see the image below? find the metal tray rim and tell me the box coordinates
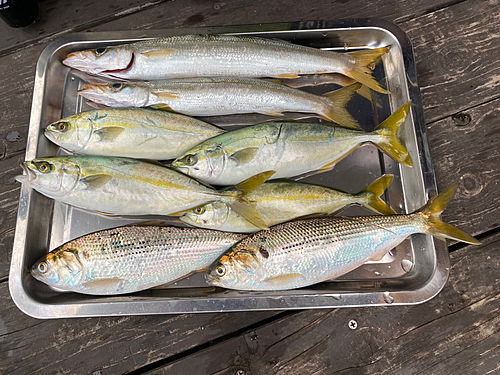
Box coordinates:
[9,19,449,319]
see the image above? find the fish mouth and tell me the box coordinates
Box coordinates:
[63,51,93,71]
[44,127,58,142]
[15,164,36,184]
[101,53,135,79]
[78,85,111,105]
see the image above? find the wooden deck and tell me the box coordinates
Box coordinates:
[1,0,499,374]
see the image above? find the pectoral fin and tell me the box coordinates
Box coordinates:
[82,174,113,189]
[229,147,260,165]
[95,127,125,142]
[140,49,177,58]
[263,273,302,286]
[154,92,181,100]
[271,73,300,79]
[150,104,174,111]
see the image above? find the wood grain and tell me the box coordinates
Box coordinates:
[400,0,500,123]
[428,98,500,237]
[0,285,284,375]
[0,0,165,56]
[146,232,500,375]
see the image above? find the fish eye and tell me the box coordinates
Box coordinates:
[57,122,68,132]
[111,83,123,91]
[38,262,48,273]
[184,155,198,166]
[95,47,107,56]
[215,264,226,277]
[194,206,205,215]
[37,162,51,173]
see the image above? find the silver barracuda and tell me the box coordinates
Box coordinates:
[180,175,396,233]
[31,225,245,295]
[63,34,390,93]
[78,78,361,129]
[205,185,480,291]
[14,156,272,228]
[171,102,413,186]
[44,108,225,159]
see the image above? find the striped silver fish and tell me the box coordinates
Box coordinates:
[44,108,225,160]
[78,78,361,129]
[31,225,245,295]
[63,34,389,93]
[205,185,480,291]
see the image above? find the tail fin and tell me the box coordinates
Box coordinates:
[222,171,275,230]
[356,175,396,215]
[372,101,413,167]
[418,185,480,245]
[344,46,390,93]
[321,83,361,129]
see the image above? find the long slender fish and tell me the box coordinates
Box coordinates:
[44,108,225,159]
[63,34,389,93]
[31,225,245,295]
[205,185,480,291]
[171,102,413,186]
[78,78,361,129]
[180,175,396,233]
[15,156,272,228]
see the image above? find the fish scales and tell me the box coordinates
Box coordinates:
[31,226,244,295]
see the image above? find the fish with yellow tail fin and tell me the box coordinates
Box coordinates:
[172,102,413,186]
[63,34,389,93]
[181,175,396,233]
[14,156,274,229]
[78,78,362,129]
[31,225,245,295]
[206,185,480,291]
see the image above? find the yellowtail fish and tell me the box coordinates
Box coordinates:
[206,185,480,291]
[78,79,361,129]
[44,108,225,159]
[171,102,413,186]
[15,156,273,228]
[181,175,395,233]
[31,225,245,295]
[63,34,389,93]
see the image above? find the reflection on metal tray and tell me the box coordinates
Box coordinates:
[10,18,446,318]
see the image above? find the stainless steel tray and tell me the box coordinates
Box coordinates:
[10,19,446,319]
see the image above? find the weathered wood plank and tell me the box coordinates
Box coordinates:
[0,0,164,56]
[146,232,500,375]
[0,284,284,375]
[0,154,23,280]
[400,0,500,123]
[428,98,500,237]
[87,0,458,32]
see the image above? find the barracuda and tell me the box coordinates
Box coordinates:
[78,78,362,129]
[63,34,390,93]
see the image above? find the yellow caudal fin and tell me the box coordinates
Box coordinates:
[321,83,362,129]
[344,46,390,93]
[356,175,396,215]
[418,185,480,245]
[372,101,413,167]
[223,171,276,229]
